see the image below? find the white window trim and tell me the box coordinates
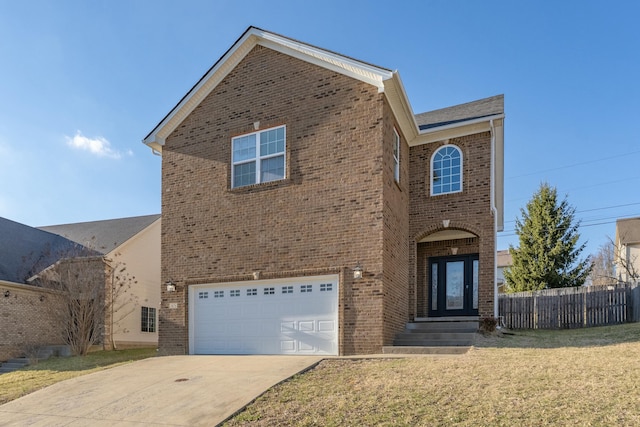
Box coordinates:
[231,125,286,188]
[393,128,400,183]
[141,306,156,333]
[430,144,463,196]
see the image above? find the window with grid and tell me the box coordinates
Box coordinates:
[431,145,462,195]
[393,128,400,183]
[141,306,156,333]
[232,125,286,188]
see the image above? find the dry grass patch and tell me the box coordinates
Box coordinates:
[225,324,640,426]
[0,348,156,405]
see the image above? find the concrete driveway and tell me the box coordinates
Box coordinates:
[0,355,323,426]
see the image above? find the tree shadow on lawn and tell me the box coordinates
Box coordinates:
[474,322,640,349]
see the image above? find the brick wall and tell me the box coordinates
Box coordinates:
[0,282,65,362]
[409,133,496,319]
[160,45,389,355]
[381,101,410,344]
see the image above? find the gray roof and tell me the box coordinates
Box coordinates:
[0,217,87,284]
[616,217,640,245]
[415,94,504,131]
[38,214,161,255]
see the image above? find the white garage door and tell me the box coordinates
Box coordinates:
[189,275,339,355]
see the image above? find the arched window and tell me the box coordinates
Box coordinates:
[431,145,462,195]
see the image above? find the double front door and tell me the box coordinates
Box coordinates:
[429,254,479,317]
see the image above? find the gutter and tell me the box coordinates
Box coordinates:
[419,113,505,135]
[490,119,499,318]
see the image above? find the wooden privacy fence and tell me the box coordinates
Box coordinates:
[499,283,640,329]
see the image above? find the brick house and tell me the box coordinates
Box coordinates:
[0,215,160,360]
[144,27,504,356]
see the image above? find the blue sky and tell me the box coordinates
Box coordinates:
[1,0,639,258]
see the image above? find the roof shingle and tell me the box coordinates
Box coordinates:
[415,94,504,131]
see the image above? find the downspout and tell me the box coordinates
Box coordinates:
[490,120,499,318]
[104,257,117,350]
[110,268,117,350]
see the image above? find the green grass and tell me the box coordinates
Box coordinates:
[0,348,156,404]
[224,323,640,426]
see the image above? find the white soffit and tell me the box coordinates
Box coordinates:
[419,229,477,243]
[143,27,396,152]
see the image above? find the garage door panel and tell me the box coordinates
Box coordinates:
[191,275,338,355]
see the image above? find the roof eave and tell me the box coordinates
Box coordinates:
[383,72,420,141]
[410,113,505,146]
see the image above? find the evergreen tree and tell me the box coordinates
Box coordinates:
[504,183,592,292]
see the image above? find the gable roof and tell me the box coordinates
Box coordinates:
[38,214,161,255]
[143,26,400,153]
[143,26,505,151]
[0,217,85,284]
[142,26,505,230]
[616,217,640,245]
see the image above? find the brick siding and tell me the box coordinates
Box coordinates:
[160,45,389,355]
[409,133,497,319]
[0,282,66,361]
[159,45,497,355]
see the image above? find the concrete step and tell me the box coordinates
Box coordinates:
[391,319,478,349]
[394,332,475,342]
[1,362,29,370]
[0,358,30,374]
[394,339,473,347]
[0,344,72,375]
[382,345,471,355]
[405,321,478,333]
[49,345,72,357]
[36,350,53,359]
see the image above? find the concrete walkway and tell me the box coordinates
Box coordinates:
[0,355,323,426]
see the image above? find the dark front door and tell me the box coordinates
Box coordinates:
[429,254,479,317]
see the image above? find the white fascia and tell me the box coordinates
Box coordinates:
[143,30,259,153]
[256,30,393,91]
[410,113,505,146]
[383,72,420,141]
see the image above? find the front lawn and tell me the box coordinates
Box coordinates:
[0,348,156,405]
[224,324,640,426]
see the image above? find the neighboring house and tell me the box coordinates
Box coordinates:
[614,217,640,284]
[143,27,505,356]
[0,217,78,361]
[496,249,513,293]
[39,214,161,349]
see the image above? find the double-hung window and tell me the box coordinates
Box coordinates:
[141,306,156,333]
[393,128,400,183]
[232,125,286,188]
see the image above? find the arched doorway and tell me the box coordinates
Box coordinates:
[415,227,480,318]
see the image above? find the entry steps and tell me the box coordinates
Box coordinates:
[383,317,479,355]
[0,345,71,374]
